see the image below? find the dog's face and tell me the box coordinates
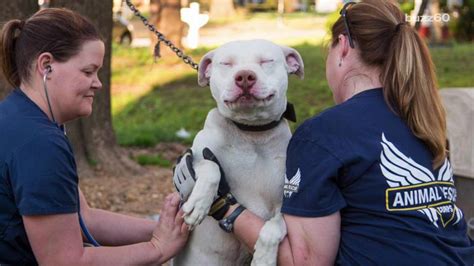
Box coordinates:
[198,39,304,125]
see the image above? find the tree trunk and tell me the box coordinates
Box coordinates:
[149,0,184,57]
[0,0,38,100]
[210,0,236,19]
[284,0,299,13]
[429,0,443,43]
[49,0,141,178]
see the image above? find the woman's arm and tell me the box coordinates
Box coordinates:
[229,205,341,266]
[23,193,188,265]
[279,212,341,265]
[78,189,157,246]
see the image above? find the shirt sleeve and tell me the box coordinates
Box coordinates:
[281,136,347,217]
[9,132,79,216]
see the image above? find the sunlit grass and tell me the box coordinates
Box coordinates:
[206,11,327,28]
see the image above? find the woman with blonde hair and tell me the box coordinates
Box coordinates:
[175,0,474,264]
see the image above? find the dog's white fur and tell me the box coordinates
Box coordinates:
[173,39,304,266]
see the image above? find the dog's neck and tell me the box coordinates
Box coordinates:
[231,102,296,132]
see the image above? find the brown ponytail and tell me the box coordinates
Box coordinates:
[383,19,447,168]
[0,8,102,89]
[331,0,447,168]
[0,19,24,88]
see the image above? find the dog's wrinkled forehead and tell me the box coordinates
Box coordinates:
[214,40,284,65]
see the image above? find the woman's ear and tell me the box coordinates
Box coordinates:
[337,34,350,58]
[36,52,54,76]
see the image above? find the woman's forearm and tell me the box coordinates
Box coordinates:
[231,207,296,265]
[34,232,165,266]
[232,208,264,251]
[78,188,156,246]
[85,208,157,246]
[78,241,163,266]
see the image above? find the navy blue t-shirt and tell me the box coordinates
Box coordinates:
[282,88,474,265]
[0,89,79,265]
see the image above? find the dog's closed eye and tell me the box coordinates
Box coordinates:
[259,59,274,65]
[220,62,233,67]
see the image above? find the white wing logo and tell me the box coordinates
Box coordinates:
[380,133,463,228]
[284,168,301,198]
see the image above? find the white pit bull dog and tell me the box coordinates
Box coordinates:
[172,39,304,266]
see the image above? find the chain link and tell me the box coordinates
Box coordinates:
[124,0,199,71]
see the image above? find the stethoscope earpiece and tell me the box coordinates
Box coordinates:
[45,65,52,75]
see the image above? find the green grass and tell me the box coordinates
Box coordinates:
[112,43,474,147]
[134,154,171,167]
[431,44,474,87]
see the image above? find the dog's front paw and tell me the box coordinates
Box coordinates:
[251,213,287,266]
[182,193,214,229]
[181,159,221,229]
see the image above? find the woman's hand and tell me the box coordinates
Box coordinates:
[150,192,189,263]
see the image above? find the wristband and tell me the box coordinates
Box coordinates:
[209,193,237,220]
[210,197,230,220]
[218,205,246,233]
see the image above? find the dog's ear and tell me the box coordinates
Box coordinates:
[198,50,215,87]
[280,46,304,80]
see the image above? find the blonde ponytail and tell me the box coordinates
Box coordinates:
[383,23,447,168]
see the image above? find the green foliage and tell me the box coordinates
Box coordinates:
[245,0,278,12]
[325,8,340,37]
[112,43,474,147]
[325,5,342,40]
[87,158,98,167]
[454,0,474,41]
[135,154,171,167]
[399,1,415,14]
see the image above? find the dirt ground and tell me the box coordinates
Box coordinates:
[79,143,188,218]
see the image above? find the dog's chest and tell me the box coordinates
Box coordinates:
[218,142,287,218]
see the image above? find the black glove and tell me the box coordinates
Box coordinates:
[202,148,237,220]
[172,147,238,220]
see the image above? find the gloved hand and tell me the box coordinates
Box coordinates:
[172,147,238,220]
[202,148,237,220]
[172,149,196,201]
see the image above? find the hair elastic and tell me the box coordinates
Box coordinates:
[14,20,26,38]
[395,22,407,32]
[18,20,26,30]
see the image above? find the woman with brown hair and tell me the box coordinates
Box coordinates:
[175,0,474,264]
[0,8,188,265]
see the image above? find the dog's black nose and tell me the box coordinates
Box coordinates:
[234,70,257,91]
